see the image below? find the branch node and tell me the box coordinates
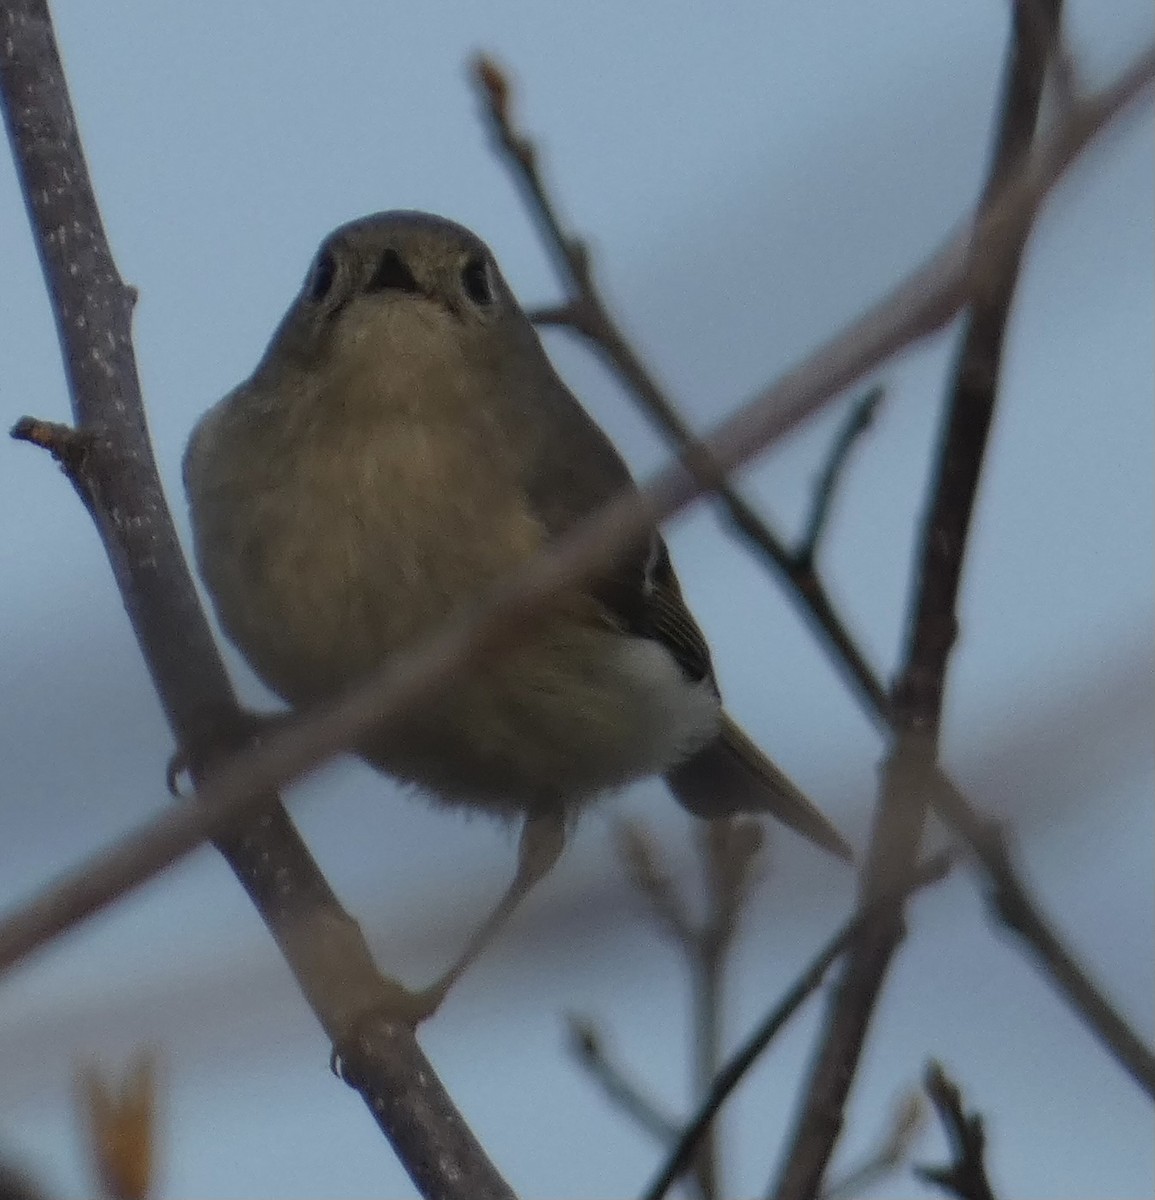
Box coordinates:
[914,1061,998,1200]
[10,415,93,474]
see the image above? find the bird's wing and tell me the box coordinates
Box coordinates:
[522,376,716,687]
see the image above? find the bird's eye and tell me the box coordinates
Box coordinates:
[460,255,494,307]
[306,249,337,303]
[367,248,420,294]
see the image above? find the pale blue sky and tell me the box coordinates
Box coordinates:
[1,2,1152,1197]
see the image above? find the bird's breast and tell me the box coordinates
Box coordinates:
[190,407,544,703]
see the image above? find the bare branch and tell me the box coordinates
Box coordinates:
[473,53,892,721]
[915,1063,998,1200]
[0,5,516,1198]
[642,852,954,1200]
[0,35,1150,994]
[617,823,697,948]
[1014,0,1079,113]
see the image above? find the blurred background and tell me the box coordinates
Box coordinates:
[1,1,1151,1196]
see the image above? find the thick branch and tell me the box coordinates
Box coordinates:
[0,5,515,1197]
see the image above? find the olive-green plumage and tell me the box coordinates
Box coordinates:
[184,211,851,859]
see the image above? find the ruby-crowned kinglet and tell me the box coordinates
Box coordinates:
[184,212,850,1011]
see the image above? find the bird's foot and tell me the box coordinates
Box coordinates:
[166,708,295,796]
[329,978,451,1082]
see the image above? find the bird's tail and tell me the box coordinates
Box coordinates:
[665,714,853,861]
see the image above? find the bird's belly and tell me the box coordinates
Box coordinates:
[194,438,720,815]
[360,630,722,817]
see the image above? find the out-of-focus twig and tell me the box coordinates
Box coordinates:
[567,1016,681,1147]
[473,53,892,722]
[915,1062,998,1200]
[642,851,954,1200]
[618,820,766,1200]
[795,386,884,571]
[821,1089,925,1200]
[618,823,697,947]
[78,1054,157,1200]
[0,1161,49,1200]
[0,31,1150,989]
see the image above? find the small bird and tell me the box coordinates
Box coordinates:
[184,211,851,1016]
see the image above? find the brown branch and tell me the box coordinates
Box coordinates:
[0,34,1149,996]
[642,852,954,1200]
[771,6,1071,1196]
[0,5,516,1198]
[473,54,893,722]
[914,1063,998,1200]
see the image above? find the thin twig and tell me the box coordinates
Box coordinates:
[771,7,1067,1197]
[617,821,766,1200]
[689,820,765,1200]
[617,823,697,948]
[0,40,1150,984]
[642,852,954,1200]
[930,790,1155,1095]
[568,1016,681,1147]
[915,1063,998,1200]
[0,6,515,1198]
[473,54,892,721]
[795,386,884,570]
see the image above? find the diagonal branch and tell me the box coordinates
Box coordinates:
[794,387,883,572]
[473,54,892,721]
[0,36,1150,996]
[0,4,515,1198]
[568,1016,682,1147]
